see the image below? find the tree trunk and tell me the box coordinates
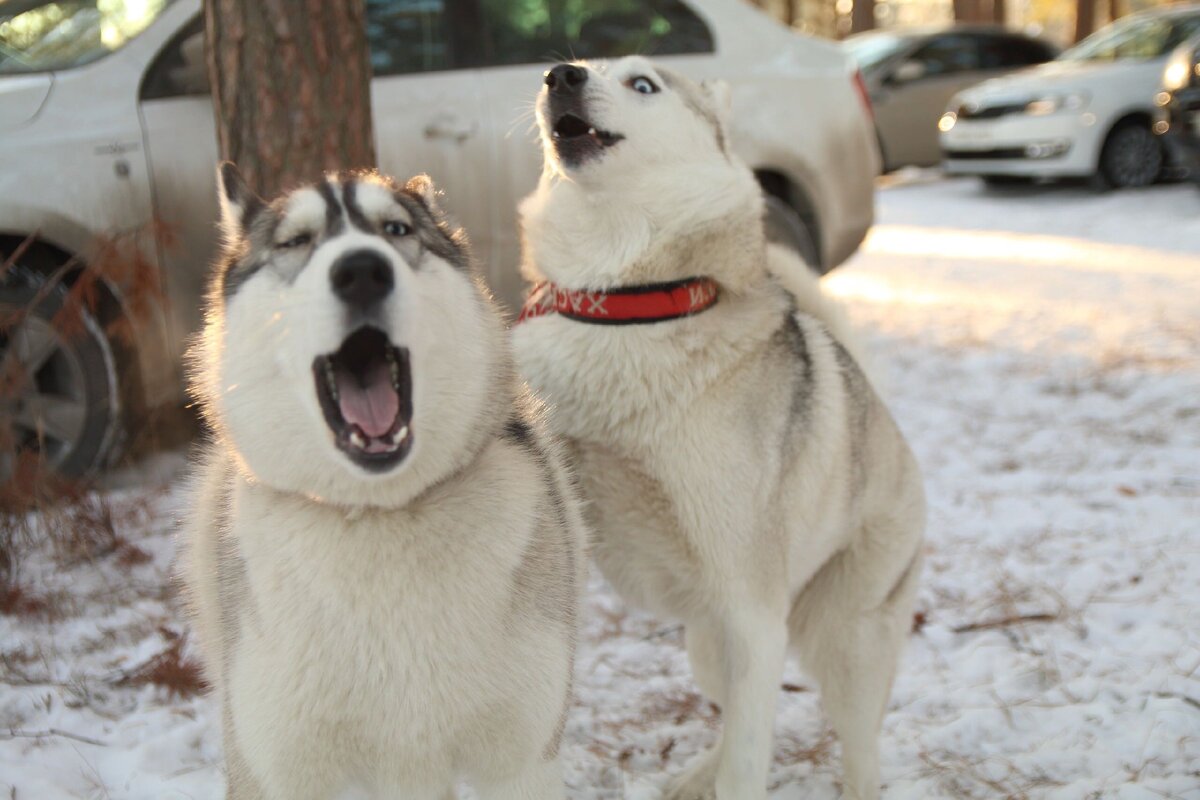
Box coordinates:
[782,0,797,29]
[1074,0,1097,43]
[851,0,875,34]
[993,0,1007,25]
[205,0,376,198]
[953,0,976,23]
[1108,0,1121,24]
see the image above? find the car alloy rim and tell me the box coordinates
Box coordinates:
[0,313,89,480]
[1110,127,1161,187]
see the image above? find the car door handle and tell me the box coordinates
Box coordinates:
[423,115,477,143]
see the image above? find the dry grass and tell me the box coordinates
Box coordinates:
[115,635,208,700]
[914,750,1068,799]
[0,488,156,623]
[0,584,50,618]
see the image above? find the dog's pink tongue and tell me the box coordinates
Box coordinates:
[336,361,398,438]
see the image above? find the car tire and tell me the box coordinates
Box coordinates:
[1098,122,1164,189]
[0,270,122,483]
[763,195,821,271]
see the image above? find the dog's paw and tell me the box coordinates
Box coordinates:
[661,749,719,800]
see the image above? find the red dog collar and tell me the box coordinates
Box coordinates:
[516,277,719,325]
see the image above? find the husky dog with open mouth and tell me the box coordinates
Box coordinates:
[512,58,925,800]
[180,165,584,800]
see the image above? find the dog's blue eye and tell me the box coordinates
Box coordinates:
[383,220,411,237]
[278,233,312,249]
[629,76,658,95]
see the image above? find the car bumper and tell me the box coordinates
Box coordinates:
[939,112,1101,178]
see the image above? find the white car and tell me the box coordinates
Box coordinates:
[939,4,1200,187]
[0,0,878,480]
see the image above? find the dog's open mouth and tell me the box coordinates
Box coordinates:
[312,326,413,472]
[551,112,624,165]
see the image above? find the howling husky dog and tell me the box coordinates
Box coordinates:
[512,59,925,800]
[181,165,584,800]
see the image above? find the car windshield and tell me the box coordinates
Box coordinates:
[1059,12,1200,62]
[0,0,174,75]
[844,32,907,73]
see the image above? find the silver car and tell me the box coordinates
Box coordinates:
[847,25,1059,171]
[941,6,1200,188]
[0,0,878,479]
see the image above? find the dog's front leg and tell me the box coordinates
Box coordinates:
[712,606,788,799]
[667,605,788,800]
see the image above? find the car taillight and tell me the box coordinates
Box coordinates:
[852,70,874,122]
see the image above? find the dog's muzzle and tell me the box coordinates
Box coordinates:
[313,326,414,473]
[543,63,624,167]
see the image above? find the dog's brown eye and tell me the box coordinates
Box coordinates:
[383,220,411,237]
[278,233,313,249]
[628,76,658,95]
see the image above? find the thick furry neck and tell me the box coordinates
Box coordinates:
[519,162,767,293]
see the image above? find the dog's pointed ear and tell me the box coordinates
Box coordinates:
[216,161,264,240]
[404,174,442,216]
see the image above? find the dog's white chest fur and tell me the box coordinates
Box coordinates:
[219,444,570,793]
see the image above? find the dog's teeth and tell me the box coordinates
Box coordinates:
[349,430,366,449]
[552,131,561,139]
[324,362,338,399]
[588,127,597,136]
[390,425,408,446]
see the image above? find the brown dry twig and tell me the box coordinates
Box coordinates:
[2,728,107,747]
[953,613,1058,634]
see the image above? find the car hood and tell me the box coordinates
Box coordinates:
[958,58,1152,103]
[0,73,53,131]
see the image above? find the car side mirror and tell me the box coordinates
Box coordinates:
[890,60,927,84]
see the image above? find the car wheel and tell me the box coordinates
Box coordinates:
[763,195,821,270]
[1099,122,1164,189]
[0,271,122,484]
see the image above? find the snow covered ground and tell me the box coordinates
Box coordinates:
[2,175,1198,799]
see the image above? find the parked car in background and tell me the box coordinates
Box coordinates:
[1155,33,1200,186]
[845,25,1059,170]
[0,0,878,481]
[940,4,1200,188]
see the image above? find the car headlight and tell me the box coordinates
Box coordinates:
[938,111,957,132]
[1162,45,1195,92]
[1024,92,1090,116]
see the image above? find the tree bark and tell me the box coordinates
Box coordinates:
[992,0,1007,25]
[851,0,875,34]
[782,0,797,29]
[205,0,376,198]
[1074,0,1097,43]
[953,0,976,23]
[1108,0,1121,24]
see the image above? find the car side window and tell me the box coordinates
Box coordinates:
[1167,17,1200,52]
[979,35,1056,69]
[140,15,209,100]
[366,0,459,75]
[908,34,982,77]
[473,0,714,68]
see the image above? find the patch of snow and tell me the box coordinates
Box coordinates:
[2,175,1198,798]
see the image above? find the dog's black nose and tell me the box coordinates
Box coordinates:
[331,249,393,310]
[545,64,587,95]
